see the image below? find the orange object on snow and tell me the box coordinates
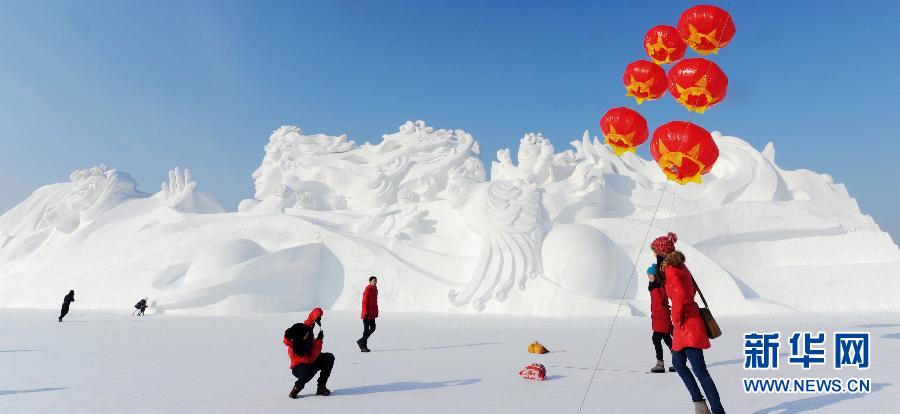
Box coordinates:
[528,341,550,354]
[519,363,547,381]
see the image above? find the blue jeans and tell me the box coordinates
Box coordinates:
[672,347,724,414]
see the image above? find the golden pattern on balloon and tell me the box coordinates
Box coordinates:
[656,141,706,184]
[674,75,715,113]
[686,25,720,55]
[606,126,638,155]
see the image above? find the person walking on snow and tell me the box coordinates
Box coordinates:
[59,290,75,322]
[664,251,725,414]
[649,233,677,373]
[357,276,378,352]
[284,314,334,399]
[133,297,148,316]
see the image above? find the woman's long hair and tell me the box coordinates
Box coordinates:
[655,255,666,284]
[663,251,686,268]
[285,323,314,356]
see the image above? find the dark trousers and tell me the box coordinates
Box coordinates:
[359,318,376,347]
[59,304,70,321]
[672,347,724,414]
[291,352,334,390]
[652,332,673,361]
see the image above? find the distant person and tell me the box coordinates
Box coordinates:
[133,297,148,316]
[357,276,378,352]
[284,321,333,399]
[648,233,677,373]
[59,290,75,322]
[664,251,725,414]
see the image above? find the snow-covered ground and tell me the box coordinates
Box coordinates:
[2,309,898,413]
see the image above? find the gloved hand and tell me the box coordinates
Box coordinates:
[317,330,324,340]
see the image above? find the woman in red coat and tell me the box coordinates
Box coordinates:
[664,251,724,414]
[357,276,379,352]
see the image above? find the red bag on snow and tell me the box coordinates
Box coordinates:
[518,363,547,381]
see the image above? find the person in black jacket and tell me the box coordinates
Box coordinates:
[134,298,148,316]
[59,290,75,322]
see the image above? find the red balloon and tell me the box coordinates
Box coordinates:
[677,5,736,55]
[600,107,649,156]
[650,121,719,184]
[623,60,667,104]
[644,25,687,65]
[667,58,728,114]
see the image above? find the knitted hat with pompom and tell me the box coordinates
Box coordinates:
[651,232,677,256]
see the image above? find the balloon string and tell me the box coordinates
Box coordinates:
[575,179,670,414]
[577,1,738,412]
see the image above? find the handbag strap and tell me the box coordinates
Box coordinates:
[691,276,710,309]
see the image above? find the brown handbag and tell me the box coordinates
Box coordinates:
[692,277,722,339]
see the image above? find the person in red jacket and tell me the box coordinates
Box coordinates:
[284,310,334,399]
[648,232,678,373]
[356,276,378,352]
[647,262,675,373]
[664,251,724,414]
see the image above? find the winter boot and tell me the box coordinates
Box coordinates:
[693,400,712,414]
[669,366,676,372]
[289,385,302,399]
[357,338,366,350]
[650,360,665,373]
[316,386,331,396]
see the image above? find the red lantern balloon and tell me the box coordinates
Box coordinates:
[644,25,687,65]
[600,107,649,156]
[677,5,736,55]
[623,60,667,104]
[667,58,728,114]
[650,121,719,184]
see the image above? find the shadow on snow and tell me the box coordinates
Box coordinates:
[335,379,481,396]
[0,388,65,396]
[752,383,890,414]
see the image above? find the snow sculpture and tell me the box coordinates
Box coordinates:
[159,167,226,214]
[247,121,481,214]
[445,176,544,310]
[1,120,898,316]
[20,165,145,236]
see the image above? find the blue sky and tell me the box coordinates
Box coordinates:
[0,1,898,240]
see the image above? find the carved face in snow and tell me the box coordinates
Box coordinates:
[251,161,283,200]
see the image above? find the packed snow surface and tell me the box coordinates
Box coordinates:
[0,121,898,316]
[1,310,898,413]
